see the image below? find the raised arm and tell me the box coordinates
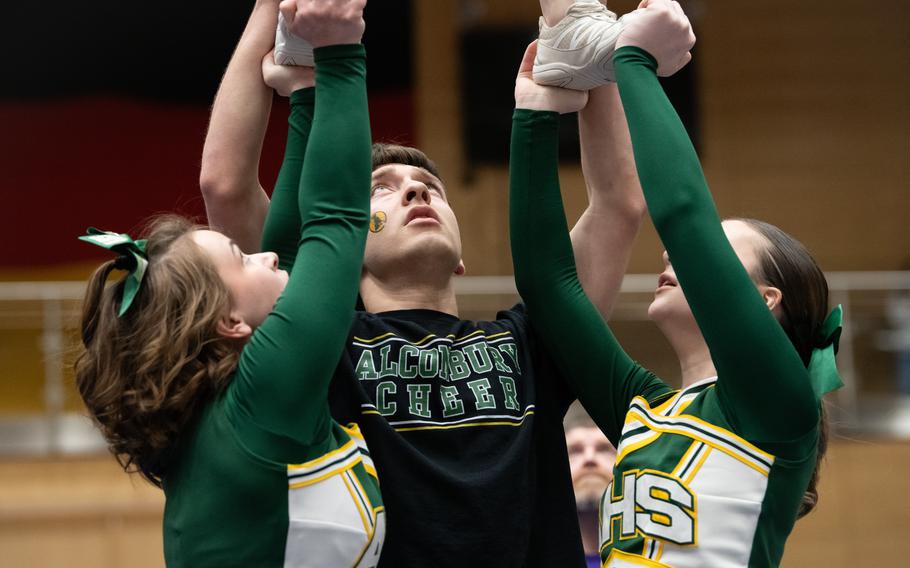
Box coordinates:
[536,0,646,319]
[259,54,316,270]
[227,1,370,456]
[510,43,668,444]
[199,0,278,253]
[570,85,646,318]
[613,2,818,442]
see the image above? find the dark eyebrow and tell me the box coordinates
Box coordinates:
[371,166,447,198]
[422,173,447,197]
[418,171,441,185]
[371,166,396,180]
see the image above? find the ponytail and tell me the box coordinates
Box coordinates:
[797,404,828,518]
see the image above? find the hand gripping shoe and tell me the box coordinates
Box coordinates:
[533,0,626,90]
[274,11,314,67]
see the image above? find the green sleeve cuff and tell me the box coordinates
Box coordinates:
[313,43,366,63]
[512,108,560,123]
[614,45,658,72]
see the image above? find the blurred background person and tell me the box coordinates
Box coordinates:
[565,400,616,568]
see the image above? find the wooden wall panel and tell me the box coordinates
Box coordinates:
[782,439,910,566]
[0,457,164,568]
[414,0,910,276]
[698,0,910,270]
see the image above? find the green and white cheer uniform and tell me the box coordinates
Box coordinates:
[510,47,820,568]
[163,45,383,567]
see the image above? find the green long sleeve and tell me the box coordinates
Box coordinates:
[613,46,818,447]
[260,87,315,271]
[509,109,670,446]
[226,44,371,462]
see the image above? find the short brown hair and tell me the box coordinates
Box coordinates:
[371,143,441,179]
[564,400,598,433]
[75,215,241,487]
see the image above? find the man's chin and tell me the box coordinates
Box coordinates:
[574,476,612,501]
[574,493,602,512]
[400,238,460,269]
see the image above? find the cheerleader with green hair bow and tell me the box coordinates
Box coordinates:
[74,2,385,566]
[509,1,843,566]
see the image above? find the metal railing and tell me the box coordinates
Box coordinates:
[2,272,909,455]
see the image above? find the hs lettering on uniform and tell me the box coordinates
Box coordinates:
[601,470,697,546]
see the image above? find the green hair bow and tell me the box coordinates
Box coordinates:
[79,227,148,317]
[808,304,845,399]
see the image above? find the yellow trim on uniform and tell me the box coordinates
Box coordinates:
[485,331,513,340]
[363,462,378,479]
[651,488,670,501]
[670,398,695,417]
[682,447,711,484]
[654,542,665,561]
[288,456,363,489]
[603,548,672,567]
[602,468,698,550]
[341,472,372,535]
[651,391,681,416]
[626,408,770,477]
[632,396,773,462]
[671,411,774,462]
[342,423,365,440]
[615,431,661,467]
[347,469,375,526]
[349,530,372,568]
[411,333,439,346]
[361,409,382,416]
[348,470,374,514]
[349,536,370,568]
[637,468,698,548]
[623,412,643,426]
[288,439,356,471]
[352,329,510,347]
[670,442,701,477]
[394,415,534,433]
[453,329,486,342]
[352,332,397,344]
[600,471,639,550]
[641,537,652,559]
[349,507,386,568]
[627,399,774,474]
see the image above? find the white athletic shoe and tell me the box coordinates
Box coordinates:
[274,12,314,67]
[533,0,626,90]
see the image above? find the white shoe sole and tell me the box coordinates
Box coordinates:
[533,58,614,91]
